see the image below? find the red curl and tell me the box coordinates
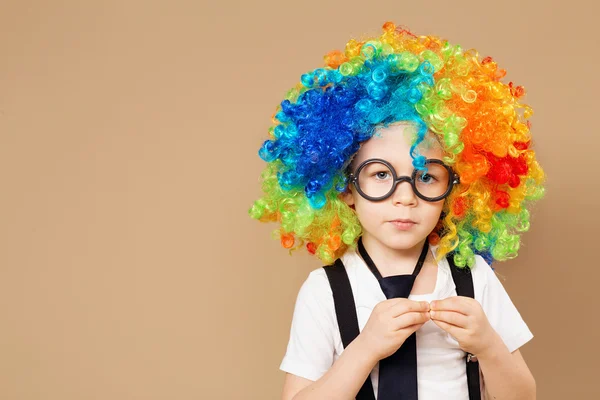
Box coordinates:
[508,82,526,98]
[514,141,530,151]
[486,153,529,186]
[493,190,510,210]
[452,197,468,218]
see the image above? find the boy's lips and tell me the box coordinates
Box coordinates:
[390,218,416,223]
[389,219,417,230]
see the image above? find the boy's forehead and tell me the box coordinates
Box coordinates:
[352,123,444,165]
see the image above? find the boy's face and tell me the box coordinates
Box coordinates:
[340,122,446,253]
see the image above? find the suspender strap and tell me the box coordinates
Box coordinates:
[447,255,482,400]
[324,258,376,400]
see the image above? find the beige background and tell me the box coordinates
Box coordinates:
[0,0,597,399]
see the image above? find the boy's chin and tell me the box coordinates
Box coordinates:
[371,233,429,251]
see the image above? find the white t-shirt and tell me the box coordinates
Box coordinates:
[279,244,534,399]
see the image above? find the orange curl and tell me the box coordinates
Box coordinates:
[324,50,348,69]
[328,235,341,251]
[281,233,295,249]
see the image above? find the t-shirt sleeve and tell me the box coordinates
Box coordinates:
[279,269,337,381]
[477,256,534,353]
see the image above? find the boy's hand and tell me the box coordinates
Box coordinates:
[358,298,431,362]
[429,296,499,358]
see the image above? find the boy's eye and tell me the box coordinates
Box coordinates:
[418,173,438,184]
[374,171,391,180]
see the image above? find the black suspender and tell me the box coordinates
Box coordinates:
[325,258,376,400]
[323,254,481,400]
[447,255,482,400]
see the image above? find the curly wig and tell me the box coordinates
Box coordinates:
[249,21,545,268]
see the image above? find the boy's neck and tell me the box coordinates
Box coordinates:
[360,234,430,277]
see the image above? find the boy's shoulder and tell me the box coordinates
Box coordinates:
[298,265,334,298]
[469,253,497,285]
[301,247,362,292]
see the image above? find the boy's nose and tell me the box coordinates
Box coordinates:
[391,181,418,206]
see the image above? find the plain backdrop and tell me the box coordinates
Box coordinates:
[0,0,598,399]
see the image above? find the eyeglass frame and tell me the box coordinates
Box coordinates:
[347,158,461,202]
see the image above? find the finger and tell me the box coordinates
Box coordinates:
[431,296,472,315]
[431,319,462,338]
[375,298,399,313]
[393,311,431,330]
[401,323,426,335]
[430,310,468,328]
[379,298,404,311]
[390,300,430,317]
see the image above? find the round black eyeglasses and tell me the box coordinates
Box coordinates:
[347,158,460,202]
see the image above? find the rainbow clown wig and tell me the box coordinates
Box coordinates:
[248,22,545,268]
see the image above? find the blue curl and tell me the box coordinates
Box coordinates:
[264,55,437,206]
